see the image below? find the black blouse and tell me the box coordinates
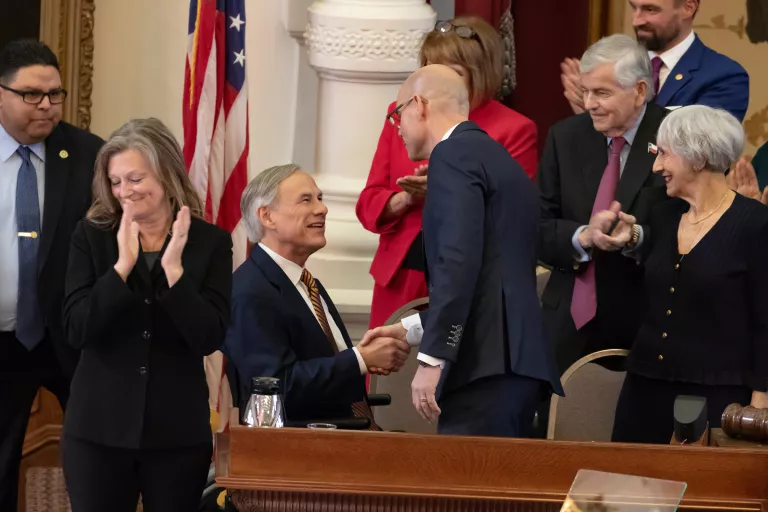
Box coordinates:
[628,194,768,391]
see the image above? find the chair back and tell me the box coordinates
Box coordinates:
[548,349,629,442]
[369,298,436,434]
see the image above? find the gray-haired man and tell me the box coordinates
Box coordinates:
[538,34,670,378]
[224,165,410,427]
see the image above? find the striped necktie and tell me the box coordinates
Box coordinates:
[15,146,44,350]
[300,269,380,430]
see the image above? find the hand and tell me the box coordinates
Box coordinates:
[114,201,140,281]
[561,58,585,114]
[357,325,410,373]
[411,364,442,423]
[413,164,428,177]
[396,175,427,197]
[161,206,191,287]
[728,158,768,205]
[751,391,768,409]
[592,211,638,252]
[578,201,621,250]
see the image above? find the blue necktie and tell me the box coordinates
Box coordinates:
[16,146,44,350]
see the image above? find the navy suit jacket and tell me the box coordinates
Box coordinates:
[656,35,749,121]
[419,121,563,398]
[224,245,365,421]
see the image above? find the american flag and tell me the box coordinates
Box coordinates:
[183,0,249,434]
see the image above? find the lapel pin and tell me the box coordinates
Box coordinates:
[648,143,658,155]
[675,73,683,81]
[59,150,69,159]
[18,231,38,239]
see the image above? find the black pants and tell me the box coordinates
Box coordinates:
[0,332,70,512]
[62,434,213,512]
[437,374,544,437]
[612,372,752,444]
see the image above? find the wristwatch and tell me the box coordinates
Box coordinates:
[418,360,438,368]
[627,224,640,248]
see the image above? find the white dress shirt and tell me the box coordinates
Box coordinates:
[0,121,46,332]
[649,30,696,92]
[400,122,461,368]
[258,243,367,375]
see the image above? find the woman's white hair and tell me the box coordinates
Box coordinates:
[657,105,744,173]
[240,164,301,242]
[580,34,654,103]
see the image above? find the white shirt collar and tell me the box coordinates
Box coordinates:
[441,123,461,142]
[259,242,304,286]
[648,30,696,72]
[0,120,45,163]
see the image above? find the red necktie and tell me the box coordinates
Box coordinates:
[651,57,664,97]
[571,137,626,330]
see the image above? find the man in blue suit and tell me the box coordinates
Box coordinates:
[224,164,410,426]
[365,65,563,437]
[562,0,749,121]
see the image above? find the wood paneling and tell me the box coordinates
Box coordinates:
[217,425,768,511]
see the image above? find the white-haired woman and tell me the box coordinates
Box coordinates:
[597,105,768,444]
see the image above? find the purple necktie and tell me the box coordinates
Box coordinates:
[571,137,626,330]
[651,57,664,97]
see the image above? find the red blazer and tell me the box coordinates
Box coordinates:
[356,99,538,288]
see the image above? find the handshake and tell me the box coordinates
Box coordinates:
[357,323,412,376]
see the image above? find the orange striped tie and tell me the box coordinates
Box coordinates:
[300,269,380,431]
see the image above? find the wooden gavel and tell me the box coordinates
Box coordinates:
[721,403,768,442]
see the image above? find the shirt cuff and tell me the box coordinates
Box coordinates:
[401,313,423,347]
[417,352,446,369]
[572,226,592,263]
[352,347,368,376]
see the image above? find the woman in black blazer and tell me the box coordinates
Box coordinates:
[62,118,232,512]
[597,105,768,444]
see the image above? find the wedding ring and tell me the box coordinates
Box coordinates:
[420,398,428,402]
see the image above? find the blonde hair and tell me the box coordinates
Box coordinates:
[419,16,503,108]
[87,118,203,228]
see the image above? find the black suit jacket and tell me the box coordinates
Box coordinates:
[537,103,669,371]
[419,121,562,399]
[39,121,103,377]
[62,217,232,449]
[224,245,365,422]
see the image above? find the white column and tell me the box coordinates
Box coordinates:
[303,0,435,334]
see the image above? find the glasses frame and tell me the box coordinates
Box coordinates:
[0,84,68,105]
[386,96,430,127]
[434,20,481,44]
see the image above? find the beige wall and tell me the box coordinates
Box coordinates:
[91,0,300,176]
[620,0,768,157]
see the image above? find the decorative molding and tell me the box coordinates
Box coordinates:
[78,0,95,130]
[22,425,62,457]
[304,25,426,61]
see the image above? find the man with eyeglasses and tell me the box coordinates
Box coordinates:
[0,39,103,511]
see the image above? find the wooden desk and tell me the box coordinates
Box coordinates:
[216,426,768,511]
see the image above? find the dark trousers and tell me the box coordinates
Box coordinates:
[437,374,544,437]
[612,372,752,444]
[0,332,70,512]
[62,434,213,512]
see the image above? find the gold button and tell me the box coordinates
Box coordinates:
[666,310,672,316]
[658,354,664,361]
[670,287,675,294]
[674,263,680,270]
[662,332,668,339]
[572,262,580,270]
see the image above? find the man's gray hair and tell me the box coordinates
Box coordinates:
[580,34,654,103]
[657,105,744,173]
[241,164,301,242]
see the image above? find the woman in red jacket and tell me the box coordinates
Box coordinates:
[356,16,538,329]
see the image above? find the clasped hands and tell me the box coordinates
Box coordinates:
[578,201,637,253]
[358,323,410,376]
[114,202,191,286]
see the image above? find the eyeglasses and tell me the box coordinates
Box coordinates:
[434,20,479,41]
[0,84,67,105]
[386,97,430,127]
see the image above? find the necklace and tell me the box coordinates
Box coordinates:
[685,190,730,225]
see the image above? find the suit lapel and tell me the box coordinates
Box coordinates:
[39,125,71,272]
[316,281,352,349]
[579,126,609,216]
[616,104,665,211]
[250,246,334,354]
[655,36,702,107]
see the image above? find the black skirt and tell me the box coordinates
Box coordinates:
[611,372,751,444]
